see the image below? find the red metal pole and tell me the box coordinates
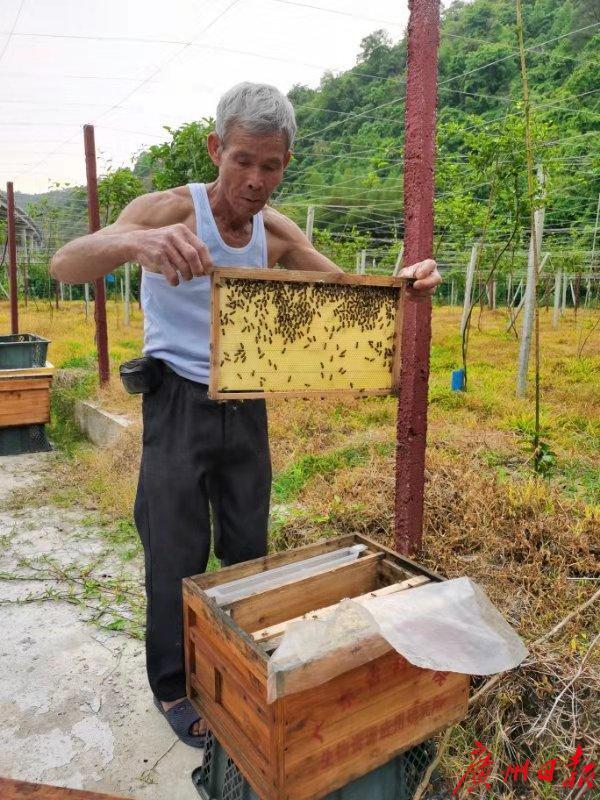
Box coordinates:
[83,124,110,386]
[395,0,440,555]
[6,182,19,334]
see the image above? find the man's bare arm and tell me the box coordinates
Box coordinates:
[51,190,213,286]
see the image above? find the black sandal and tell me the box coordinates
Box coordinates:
[153,696,207,749]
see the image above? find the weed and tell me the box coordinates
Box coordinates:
[59,354,97,369]
[272,445,369,502]
[49,371,96,455]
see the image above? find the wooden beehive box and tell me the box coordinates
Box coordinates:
[183,535,470,800]
[0,363,54,428]
[209,269,404,400]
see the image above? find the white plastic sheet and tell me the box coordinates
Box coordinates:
[267,577,528,701]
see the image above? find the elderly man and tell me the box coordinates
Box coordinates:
[51,82,440,747]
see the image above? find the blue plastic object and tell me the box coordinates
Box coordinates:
[192,731,433,800]
[451,369,465,391]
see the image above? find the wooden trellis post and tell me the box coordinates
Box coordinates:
[305,205,315,243]
[552,269,561,329]
[516,165,545,398]
[460,243,479,337]
[395,0,440,556]
[561,272,568,313]
[360,249,366,275]
[392,243,404,277]
[84,124,110,386]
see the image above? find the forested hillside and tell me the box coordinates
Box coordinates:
[13,0,600,286]
[276,0,599,273]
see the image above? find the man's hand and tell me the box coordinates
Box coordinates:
[132,224,214,287]
[399,259,441,300]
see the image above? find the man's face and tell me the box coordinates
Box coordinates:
[208,125,291,214]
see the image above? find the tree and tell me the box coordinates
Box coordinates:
[26,198,62,300]
[148,119,218,191]
[97,168,144,226]
[358,30,392,62]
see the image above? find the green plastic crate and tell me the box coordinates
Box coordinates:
[0,334,50,369]
[192,731,434,800]
[0,424,51,456]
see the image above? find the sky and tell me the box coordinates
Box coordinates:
[0,0,418,195]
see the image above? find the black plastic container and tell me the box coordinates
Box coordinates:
[0,424,51,456]
[192,731,433,800]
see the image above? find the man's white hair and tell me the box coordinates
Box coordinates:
[216,82,297,150]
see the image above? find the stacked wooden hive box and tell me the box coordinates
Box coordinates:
[0,334,53,455]
[184,535,470,800]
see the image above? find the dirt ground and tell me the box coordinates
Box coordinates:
[0,452,202,800]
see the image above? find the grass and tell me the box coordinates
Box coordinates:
[48,369,96,455]
[1,298,599,793]
[2,299,598,507]
[273,445,370,502]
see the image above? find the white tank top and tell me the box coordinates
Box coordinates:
[141,183,268,384]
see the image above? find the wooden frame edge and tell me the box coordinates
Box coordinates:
[212,267,406,288]
[209,277,221,398]
[211,387,395,400]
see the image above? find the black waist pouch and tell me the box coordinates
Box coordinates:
[120,357,164,395]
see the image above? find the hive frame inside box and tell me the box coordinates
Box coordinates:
[183,534,470,800]
[209,268,405,400]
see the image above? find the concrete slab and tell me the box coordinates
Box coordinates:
[74,402,132,448]
[0,453,203,800]
[0,452,52,502]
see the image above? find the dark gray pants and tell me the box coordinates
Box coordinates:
[134,367,271,701]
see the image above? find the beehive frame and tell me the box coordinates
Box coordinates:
[209,268,405,400]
